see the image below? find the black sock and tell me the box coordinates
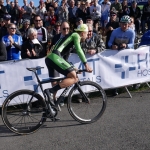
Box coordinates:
[49,84,61,93]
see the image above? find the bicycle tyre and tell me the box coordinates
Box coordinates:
[1,89,46,135]
[67,81,107,124]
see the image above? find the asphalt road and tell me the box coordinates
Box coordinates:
[0,89,150,150]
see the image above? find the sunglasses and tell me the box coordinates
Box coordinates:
[111,14,116,16]
[9,28,16,30]
[63,28,69,30]
[88,30,92,32]
[35,20,41,22]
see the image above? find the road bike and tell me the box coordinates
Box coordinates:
[1,67,107,135]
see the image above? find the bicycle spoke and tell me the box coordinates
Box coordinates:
[13,116,24,128]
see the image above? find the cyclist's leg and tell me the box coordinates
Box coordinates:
[45,57,58,99]
[59,70,78,88]
[46,54,78,93]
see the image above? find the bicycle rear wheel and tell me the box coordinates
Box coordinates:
[67,81,107,124]
[1,90,46,135]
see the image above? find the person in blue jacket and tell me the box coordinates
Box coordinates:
[108,15,135,50]
[2,23,22,60]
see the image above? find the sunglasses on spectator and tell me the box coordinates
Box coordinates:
[35,20,41,22]
[111,14,116,16]
[63,28,69,30]
[9,28,16,30]
[88,30,92,32]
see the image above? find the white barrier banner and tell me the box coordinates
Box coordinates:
[0,46,150,105]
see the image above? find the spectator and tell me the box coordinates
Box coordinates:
[141,0,150,34]
[29,1,36,25]
[108,15,135,96]
[47,25,54,41]
[34,15,47,57]
[19,19,30,43]
[46,25,53,52]
[90,0,101,30]
[105,10,119,49]
[75,17,83,27]
[108,15,135,50]
[13,0,21,26]
[129,1,141,34]
[0,18,5,28]
[119,0,130,20]
[5,0,11,14]
[76,0,90,23]
[57,0,68,23]
[49,10,57,26]
[81,23,105,54]
[51,21,70,49]
[68,0,77,29]
[44,10,51,27]
[2,23,22,60]
[129,17,135,31]
[0,41,7,61]
[86,16,98,34]
[45,0,53,11]
[110,0,122,20]
[139,30,150,47]
[21,0,32,20]
[35,0,47,21]
[76,0,81,8]
[101,0,111,35]
[52,1,58,13]
[21,28,44,59]
[9,1,20,25]
[0,14,21,40]
[0,0,6,19]
[85,0,91,7]
[51,21,61,36]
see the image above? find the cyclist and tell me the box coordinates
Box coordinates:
[45,24,92,100]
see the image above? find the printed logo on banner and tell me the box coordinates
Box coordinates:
[115,52,149,79]
[0,70,9,98]
[76,58,101,83]
[24,67,48,92]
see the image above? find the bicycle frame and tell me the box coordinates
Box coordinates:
[29,72,88,109]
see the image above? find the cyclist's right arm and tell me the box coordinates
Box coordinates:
[72,33,92,72]
[72,33,87,64]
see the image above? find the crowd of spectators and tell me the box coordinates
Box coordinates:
[0,0,150,96]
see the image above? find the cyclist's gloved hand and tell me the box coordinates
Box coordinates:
[85,63,93,73]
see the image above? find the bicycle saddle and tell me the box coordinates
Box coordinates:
[26,67,44,72]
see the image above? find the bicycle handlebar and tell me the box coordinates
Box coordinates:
[76,69,88,74]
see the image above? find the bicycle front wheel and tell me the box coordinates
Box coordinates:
[67,81,107,124]
[1,90,46,135]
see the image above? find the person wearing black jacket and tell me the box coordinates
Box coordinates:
[21,28,44,59]
[0,0,6,19]
[0,14,21,40]
[141,0,150,34]
[0,41,7,61]
[19,19,30,43]
[129,1,141,34]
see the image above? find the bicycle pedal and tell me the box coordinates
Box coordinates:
[50,117,60,122]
